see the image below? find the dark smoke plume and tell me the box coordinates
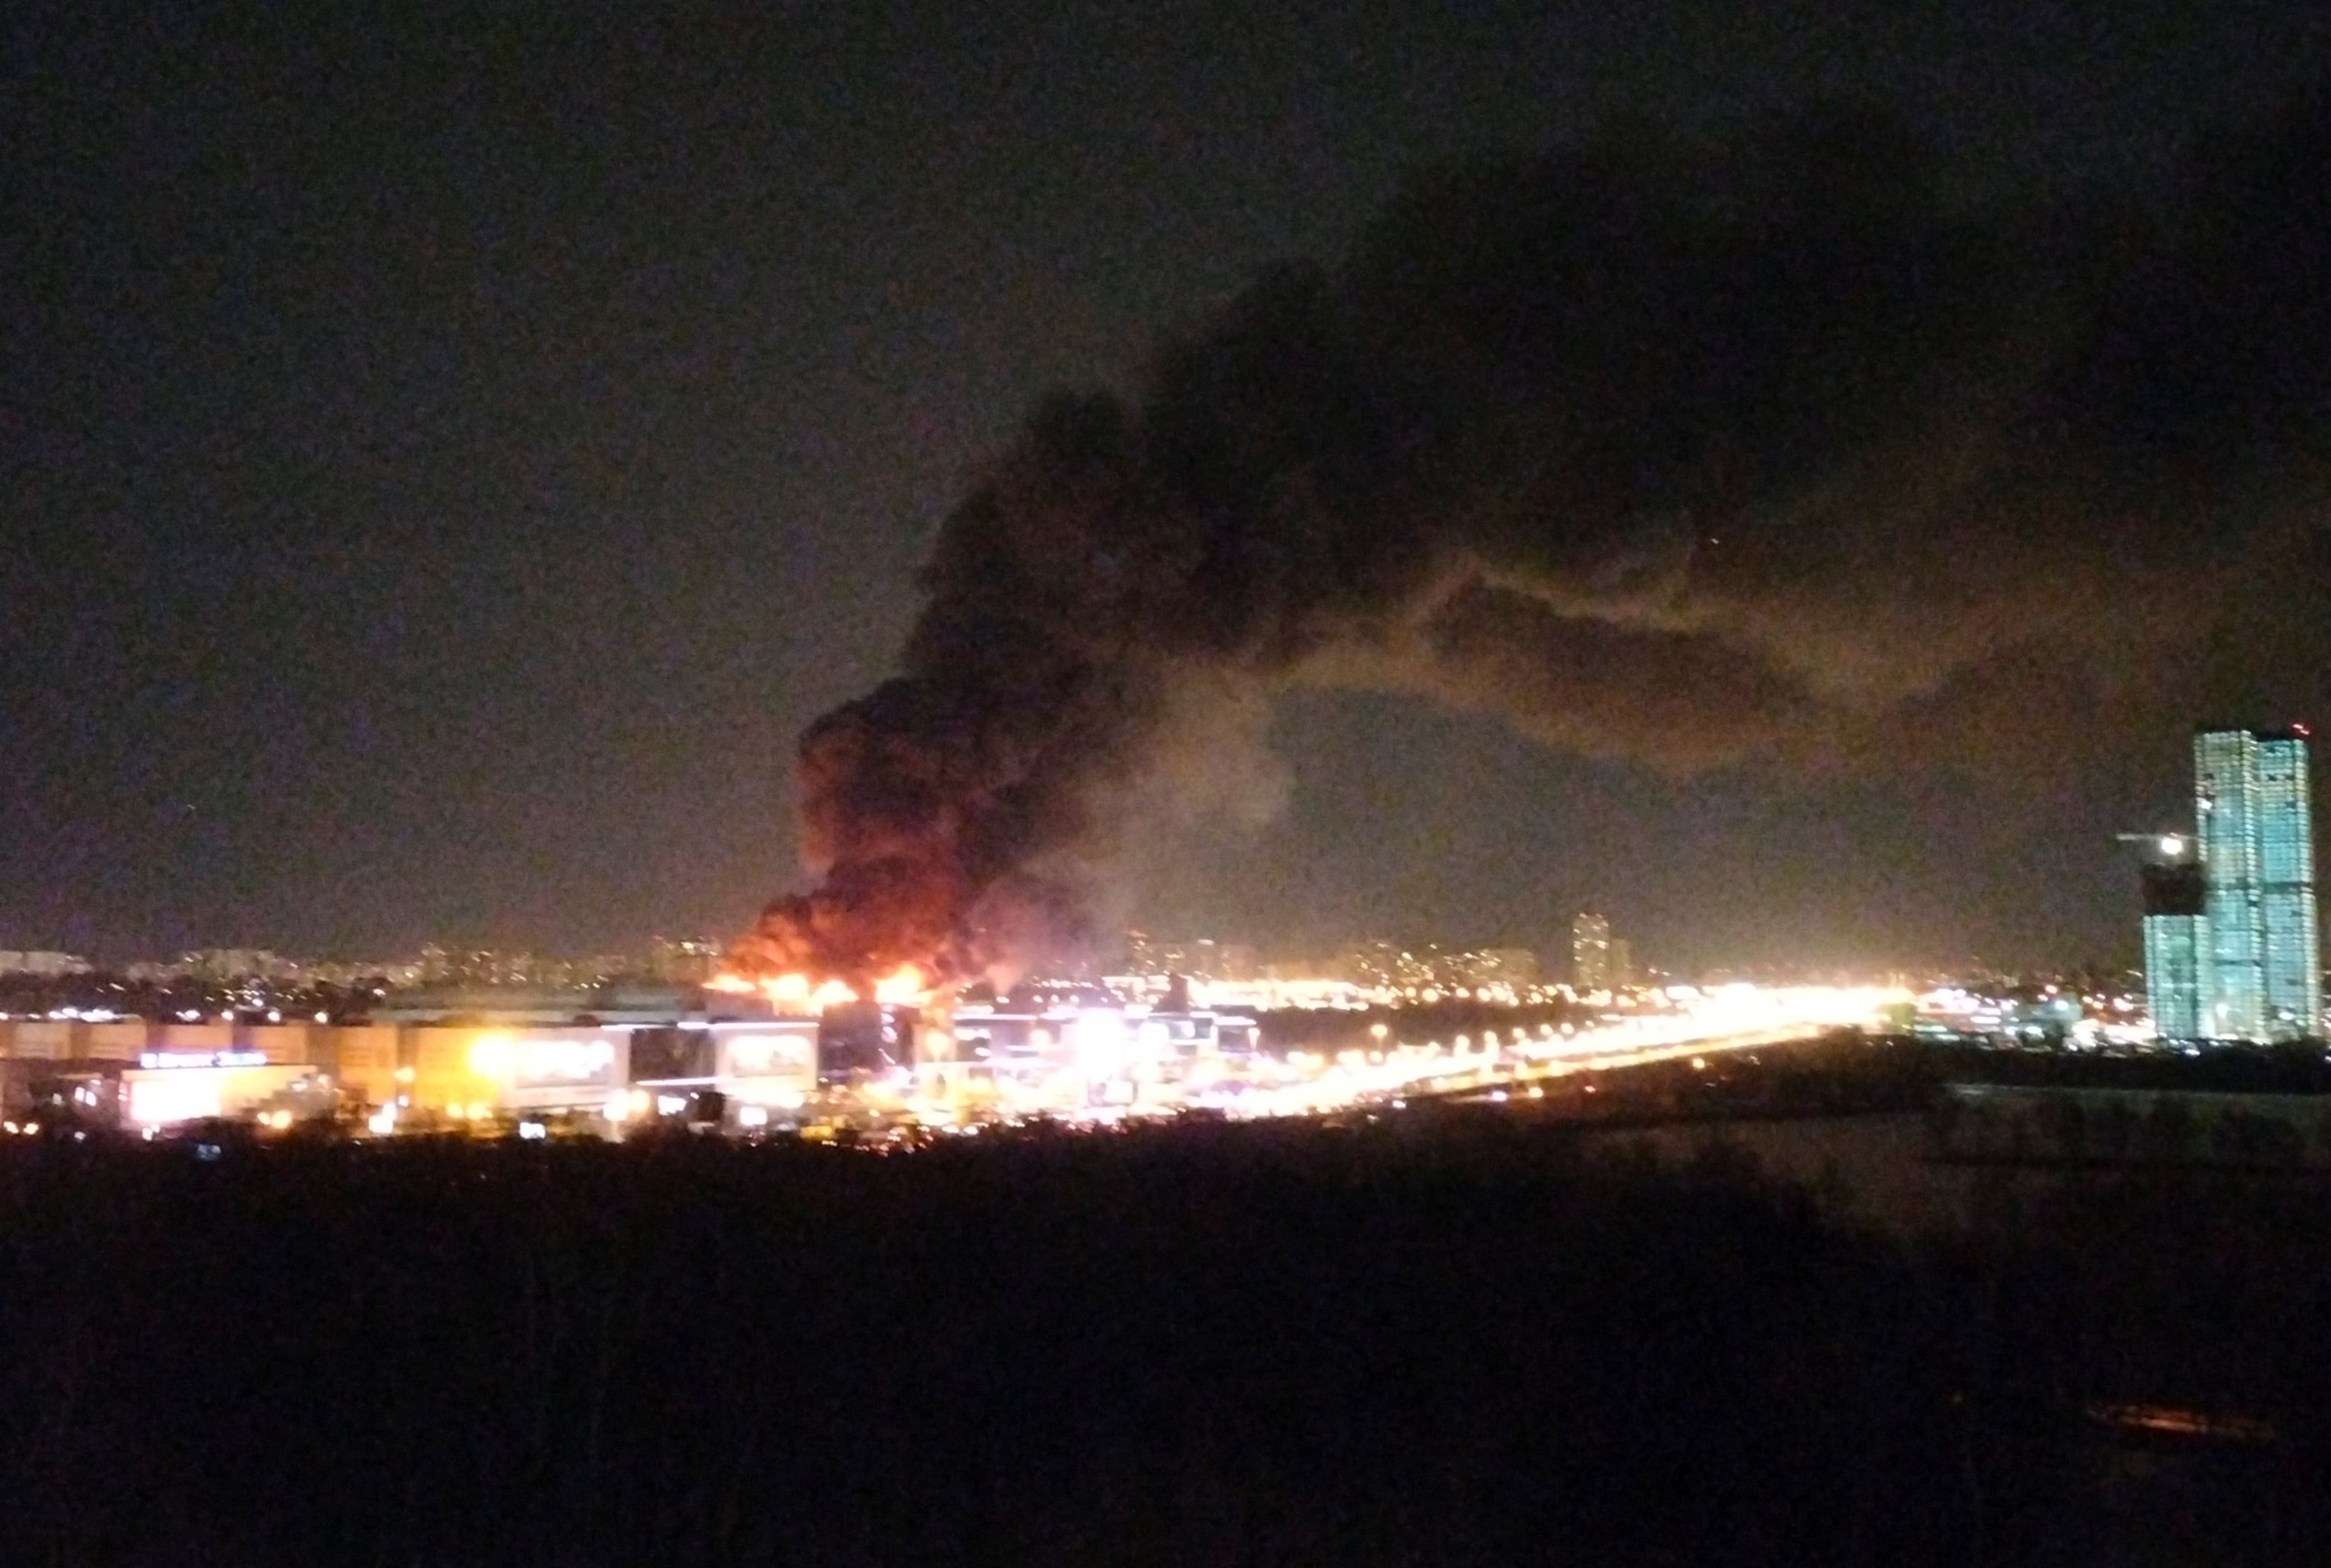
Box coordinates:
[733,93,2331,988]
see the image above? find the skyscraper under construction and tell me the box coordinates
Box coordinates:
[2141,843,2209,1042]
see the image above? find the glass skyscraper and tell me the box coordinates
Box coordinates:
[2195,729,2264,1035]
[2254,730,2320,1037]
[2193,727,2320,1041]
[2141,856,2210,1041]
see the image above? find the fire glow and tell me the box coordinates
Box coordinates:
[708,964,931,1013]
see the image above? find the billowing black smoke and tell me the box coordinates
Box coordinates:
[733,92,2331,988]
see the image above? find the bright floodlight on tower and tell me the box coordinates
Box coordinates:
[2159,834,2185,858]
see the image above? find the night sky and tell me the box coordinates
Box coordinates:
[8,2,2328,971]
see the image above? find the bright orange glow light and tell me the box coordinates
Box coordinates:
[706,973,755,995]
[811,979,857,1010]
[873,966,926,1006]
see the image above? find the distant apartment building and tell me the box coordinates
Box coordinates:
[411,946,636,990]
[646,937,724,985]
[1470,947,1539,988]
[1571,913,1613,993]
[0,951,92,978]
[182,949,292,983]
[300,960,409,988]
[1329,941,1536,994]
[1120,933,1258,983]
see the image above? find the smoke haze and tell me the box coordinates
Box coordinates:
[732,91,2331,986]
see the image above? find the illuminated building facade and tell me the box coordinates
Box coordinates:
[2255,731,2320,1038]
[1571,913,1612,993]
[2141,855,2209,1041]
[2196,729,2263,1035]
[2194,727,2320,1041]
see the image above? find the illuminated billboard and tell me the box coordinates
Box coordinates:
[124,1064,305,1127]
[717,1024,817,1082]
[714,1023,818,1110]
[464,1029,630,1111]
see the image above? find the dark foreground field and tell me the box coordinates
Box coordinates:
[2,1114,2326,1566]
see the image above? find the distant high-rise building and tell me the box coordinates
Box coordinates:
[2194,726,2320,1040]
[1571,913,1612,993]
[646,937,722,985]
[0,951,93,978]
[2141,845,2210,1041]
[2196,730,2264,1035]
[2255,731,2321,1038]
[1119,933,1260,984]
[1608,938,1634,989]
[1472,947,1539,988]
[182,948,288,983]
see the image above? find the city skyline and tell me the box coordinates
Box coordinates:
[11,5,2331,976]
[2,740,2323,979]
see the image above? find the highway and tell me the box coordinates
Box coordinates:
[1205,985,1908,1120]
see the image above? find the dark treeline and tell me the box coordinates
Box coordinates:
[1912,1037,2331,1094]
[1472,1033,2331,1130]
[1,1118,2326,1564]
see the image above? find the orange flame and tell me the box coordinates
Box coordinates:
[761,973,813,1007]
[872,965,927,1006]
[725,965,930,1015]
[753,973,856,1014]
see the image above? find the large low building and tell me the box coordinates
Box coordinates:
[123,1052,326,1129]
[0,992,1268,1133]
[0,991,805,1133]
